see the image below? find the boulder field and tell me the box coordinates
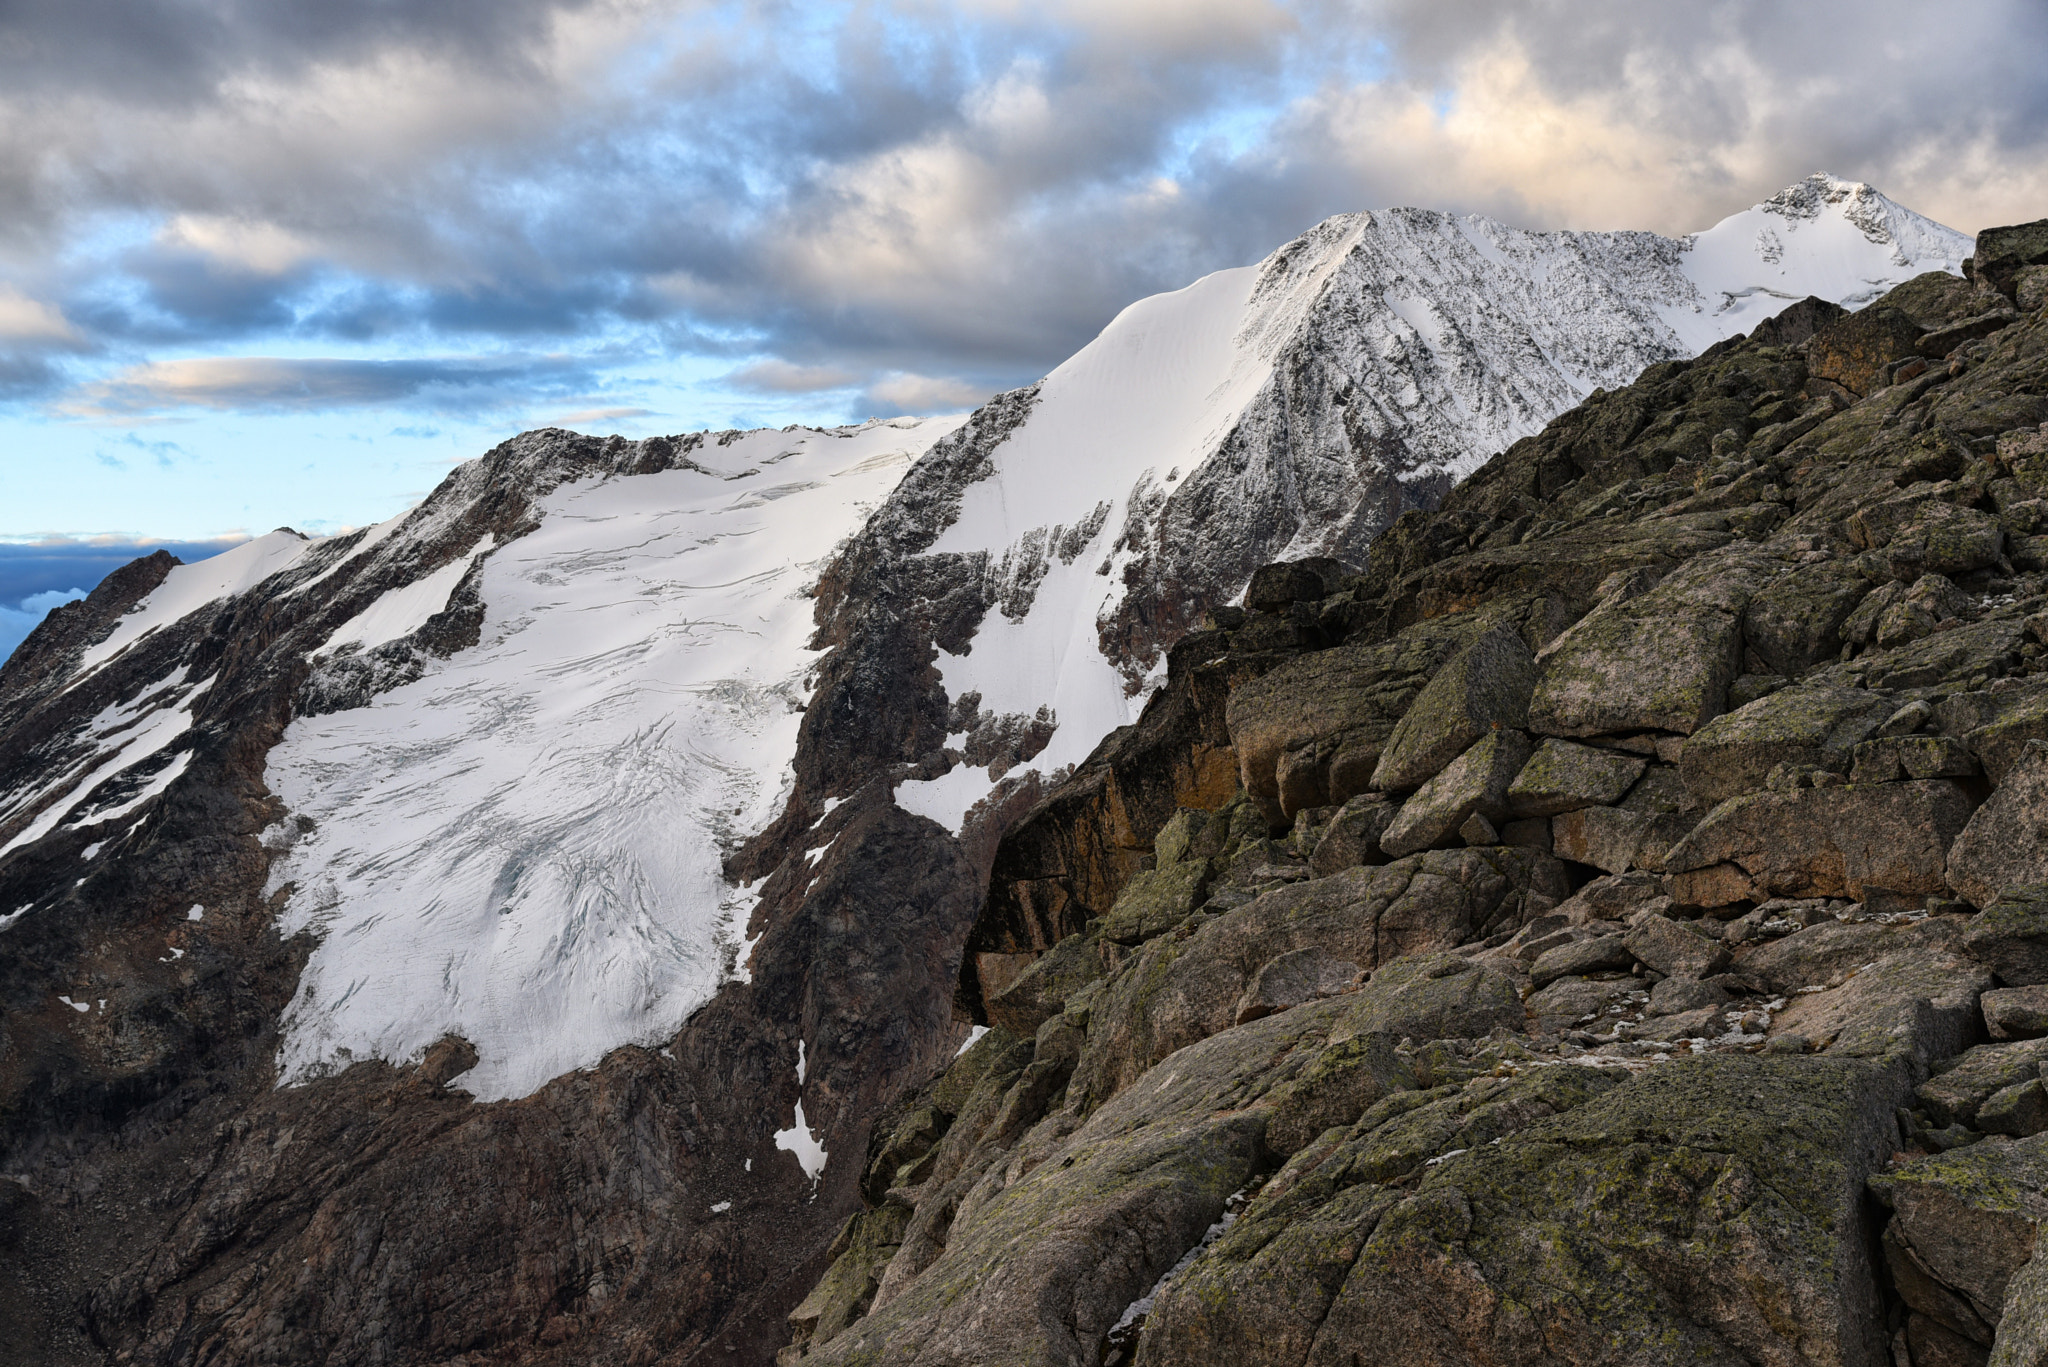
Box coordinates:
[779,225,2048,1366]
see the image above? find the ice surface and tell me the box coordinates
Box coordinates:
[264,418,961,1100]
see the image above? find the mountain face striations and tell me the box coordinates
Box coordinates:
[0,179,2011,1366]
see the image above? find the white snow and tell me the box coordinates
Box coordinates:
[710,1200,732,1213]
[795,1039,808,1085]
[78,530,312,674]
[57,995,90,1013]
[284,511,410,599]
[956,1024,990,1056]
[0,905,29,933]
[887,175,1972,834]
[316,542,488,655]
[263,418,962,1100]
[900,261,1314,830]
[158,946,185,962]
[81,842,103,860]
[187,905,203,920]
[774,1098,829,1181]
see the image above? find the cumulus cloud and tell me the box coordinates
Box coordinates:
[724,361,863,393]
[0,0,2042,424]
[864,371,995,413]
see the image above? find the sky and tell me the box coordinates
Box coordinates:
[2,0,2047,658]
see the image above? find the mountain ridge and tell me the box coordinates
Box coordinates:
[0,175,1994,1366]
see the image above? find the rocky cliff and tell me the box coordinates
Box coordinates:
[776,222,2048,1367]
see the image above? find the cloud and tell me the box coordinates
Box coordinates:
[0,0,2042,427]
[863,371,993,414]
[0,535,243,611]
[0,286,84,345]
[58,353,604,416]
[551,405,655,425]
[724,360,862,393]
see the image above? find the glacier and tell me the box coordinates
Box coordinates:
[256,418,961,1100]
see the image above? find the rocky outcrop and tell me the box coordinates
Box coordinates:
[781,226,2048,1366]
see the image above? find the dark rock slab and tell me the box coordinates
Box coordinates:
[1370,623,1535,791]
[1679,684,1894,805]
[1379,729,1533,858]
[1295,1056,1904,1367]
[1528,544,1773,739]
[1988,987,2048,1041]
[1964,886,2048,986]
[1872,1134,2048,1344]
[1505,737,1645,818]
[1665,779,1975,903]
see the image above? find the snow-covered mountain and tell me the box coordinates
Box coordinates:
[883,173,1971,838]
[0,175,1968,1111]
[0,171,1990,1365]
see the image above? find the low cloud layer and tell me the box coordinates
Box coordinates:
[63,354,606,417]
[0,0,2044,428]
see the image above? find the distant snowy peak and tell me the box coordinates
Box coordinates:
[883,174,1973,837]
[1676,172,1973,327]
[1759,171,1968,263]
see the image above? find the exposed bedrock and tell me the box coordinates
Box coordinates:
[783,227,2048,1366]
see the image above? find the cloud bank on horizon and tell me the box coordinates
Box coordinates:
[1,0,2046,543]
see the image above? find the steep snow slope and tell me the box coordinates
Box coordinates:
[891,174,1971,834]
